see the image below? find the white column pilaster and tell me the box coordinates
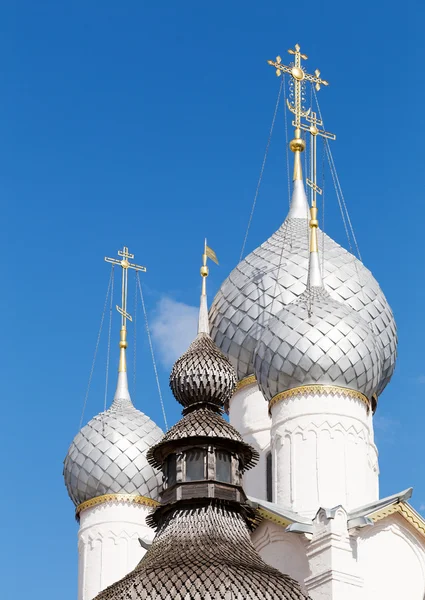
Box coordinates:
[305,507,363,600]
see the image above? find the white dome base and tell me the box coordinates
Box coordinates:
[228,382,271,500]
[78,499,155,600]
[271,389,379,516]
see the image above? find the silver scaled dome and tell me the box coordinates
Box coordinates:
[64,372,163,506]
[209,181,397,396]
[254,281,384,402]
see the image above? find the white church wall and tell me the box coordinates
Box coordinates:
[252,520,310,593]
[271,391,378,516]
[78,500,154,600]
[357,513,425,600]
[229,382,271,500]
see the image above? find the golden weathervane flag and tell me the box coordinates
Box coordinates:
[205,244,219,265]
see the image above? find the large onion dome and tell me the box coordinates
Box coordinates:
[254,283,383,403]
[64,371,163,506]
[209,181,396,396]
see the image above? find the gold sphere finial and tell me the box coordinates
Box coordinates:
[200,265,209,278]
[289,137,306,153]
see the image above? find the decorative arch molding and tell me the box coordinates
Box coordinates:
[271,394,373,437]
[272,412,378,511]
[275,419,368,441]
[83,528,142,550]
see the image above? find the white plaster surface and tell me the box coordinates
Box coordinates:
[271,392,379,516]
[228,383,425,600]
[78,500,154,600]
[252,520,310,593]
[228,383,271,500]
[253,506,425,600]
[358,513,425,600]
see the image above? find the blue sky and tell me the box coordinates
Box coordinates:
[0,1,424,598]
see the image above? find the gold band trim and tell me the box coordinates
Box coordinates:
[76,493,159,519]
[370,502,425,540]
[269,385,370,413]
[236,375,257,392]
[257,506,292,528]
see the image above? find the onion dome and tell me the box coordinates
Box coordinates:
[170,331,237,410]
[170,249,237,410]
[95,241,309,600]
[209,180,396,396]
[64,246,163,508]
[64,372,163,506]
[254,207,384,403]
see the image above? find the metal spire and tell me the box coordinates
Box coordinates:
[198,239,218,334]
[268,44,329,181]
[105,246,146,373]
[300,113,335,287]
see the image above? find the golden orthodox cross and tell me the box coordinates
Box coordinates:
[105,246,146,372]
[105,246,146,328]
[268,44,329,180]
[268,44,328,129]
[298,111,336,208]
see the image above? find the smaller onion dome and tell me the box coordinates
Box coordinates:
[254,210,384,403]
[153,244,254,470]
[64,372,163,506]
[170,330,237,410]
[64,245,164,508]
[170,258,237,409]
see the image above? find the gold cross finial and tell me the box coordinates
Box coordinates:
[105,246,146,372]
[297,111,336,252]
[268,44,329,181]
[298,111,336,209]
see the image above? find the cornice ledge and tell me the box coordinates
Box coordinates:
[370,501,425,540]
[269,384,370,414]
[235,374,257,392]
[76,493,159,520]
[305,569,364,589]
